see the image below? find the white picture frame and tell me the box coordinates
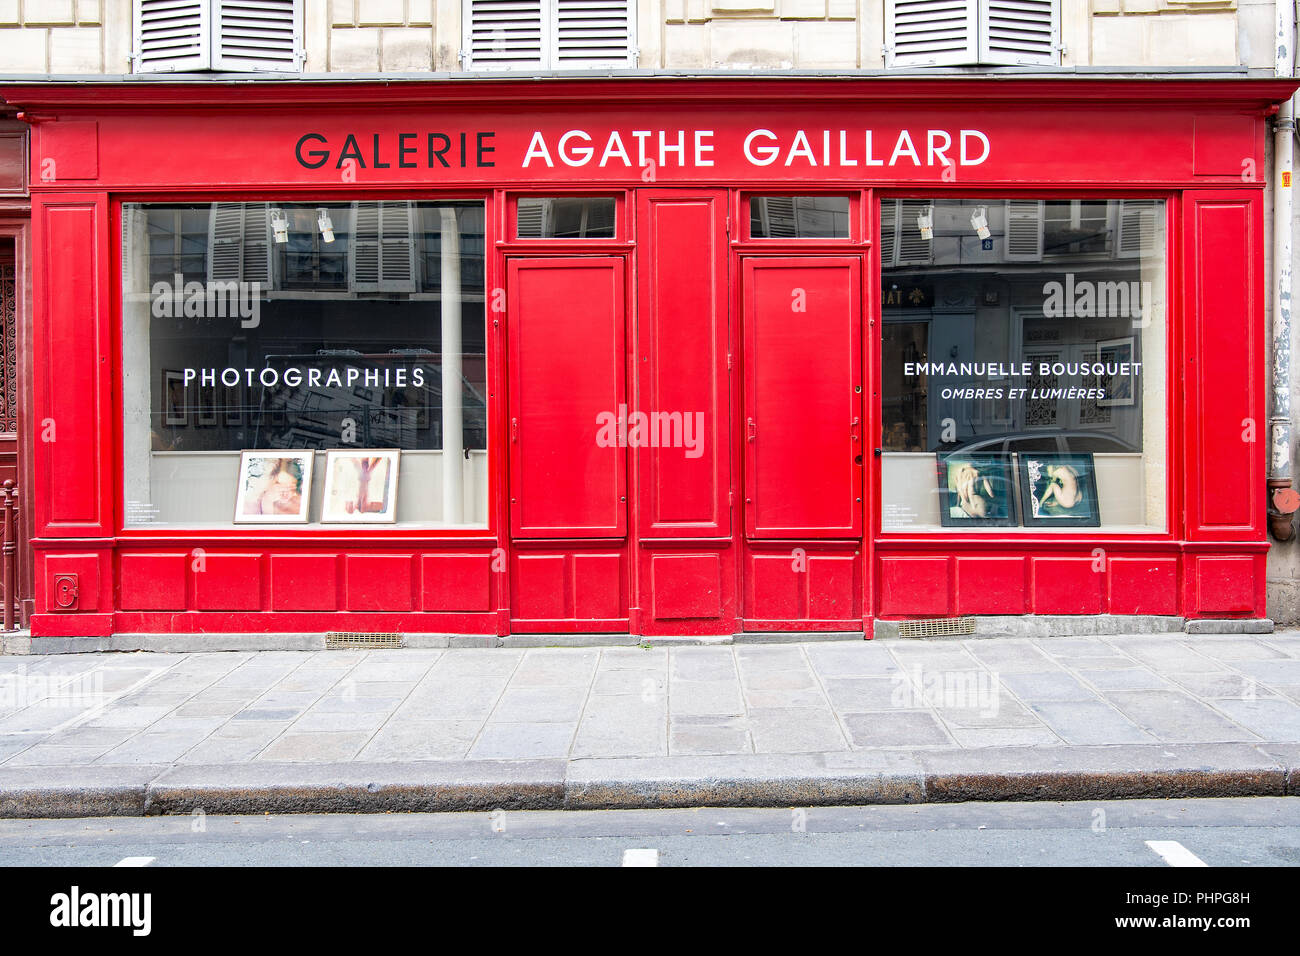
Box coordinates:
[321,449,400,523]
[233,450,314,523]
[1096,336,1137,407]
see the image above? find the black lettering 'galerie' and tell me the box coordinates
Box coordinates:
[294,132,497,170]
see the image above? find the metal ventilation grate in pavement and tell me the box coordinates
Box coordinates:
[324,632,405,649]
[898,617,976,638]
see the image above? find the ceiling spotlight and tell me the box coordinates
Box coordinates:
[970,206,990,241]
[917,205,934,241]
[316,208,335,243]
[270,208,290,244]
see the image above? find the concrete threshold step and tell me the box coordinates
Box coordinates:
[9,630,868,654]
[6,615,1281,655]
[1,743,1296,818]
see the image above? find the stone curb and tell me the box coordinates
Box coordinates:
[0,744,1296,817]
[144,760,568,815]
[0,765,163,818]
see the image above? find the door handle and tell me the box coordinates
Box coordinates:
[747,418,757,442]
[511,418,518,442]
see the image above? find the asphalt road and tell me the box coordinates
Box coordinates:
[0,797,1297,866]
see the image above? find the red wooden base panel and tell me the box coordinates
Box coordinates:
[94,548,501,624]
[119,553,187,610]
[877,551,1195,619]
[955,557,1027,615]
[1186,553,1264,618]
[1107,557,1179,616]
[195,553,262,611]
[422,554,494,613]
[271,555,337,612]
[1030,558,1103,615]
[879,556,950,617]
[640,545,737,636]
[30,612,499,636]
[40,551,107,614]
[742,543,861,631]
[510,547,627,631]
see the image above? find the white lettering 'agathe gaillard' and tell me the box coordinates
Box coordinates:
[522,129,988,169]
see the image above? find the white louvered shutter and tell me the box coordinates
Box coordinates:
[896,199,935,265]
[350,202,418,293]
[208,203,272,284]
[465,0,547,70]
[583,197,617,236]
[135,0,211,73]
[879,199,898,267]
[554,0,635,68]
[978,0,1059,66]
[758,197,798,238]
[886,0,978,68]
[1116,199,1158,259]
[1004,200,1044,262]
[212,0,302,72]
[135,0,301,73]
[516,198,548,237]
[240,204,272,284]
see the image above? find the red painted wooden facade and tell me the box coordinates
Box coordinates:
[0,77,1294,638]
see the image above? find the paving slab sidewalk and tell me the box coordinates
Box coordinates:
[1,632,1299,816]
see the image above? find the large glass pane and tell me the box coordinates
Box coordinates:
[880,197,1167,533]
[121,200,488,528]
[749,196,850,238]
[516,197,615,238]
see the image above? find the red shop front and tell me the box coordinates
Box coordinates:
[2,76,1295,641]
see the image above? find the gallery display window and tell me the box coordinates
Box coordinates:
[120,199,489,528]
[879,196,1168,533]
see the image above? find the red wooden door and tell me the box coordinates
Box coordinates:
[743,257,862,539]
[636,190,730,537]
[507,257,627,538]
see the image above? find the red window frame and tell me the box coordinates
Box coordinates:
[871,187,1181,546]
[108,188,504,543]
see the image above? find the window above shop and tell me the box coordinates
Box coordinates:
[462,0,637,71]
[885,0,1060,68]
[749,197,851,239]
[133,0,304,74]
[516,197,617,238]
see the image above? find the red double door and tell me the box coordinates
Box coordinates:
[506,191,865,634]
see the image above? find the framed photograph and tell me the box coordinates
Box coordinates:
[223,382,243,426]
[321,449,400,523]
[1096,336,1136,407]
[233,451,313,523]
[197,382,218,426]
[1018,452,1101,528]
[937,453,1017,527]
[163,370,187,426]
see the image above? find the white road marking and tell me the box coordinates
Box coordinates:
[1145,840,1207,867]
[113,857,155,867]
[622,848,659,867]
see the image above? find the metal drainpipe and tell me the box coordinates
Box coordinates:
[1269,0,1300,541]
